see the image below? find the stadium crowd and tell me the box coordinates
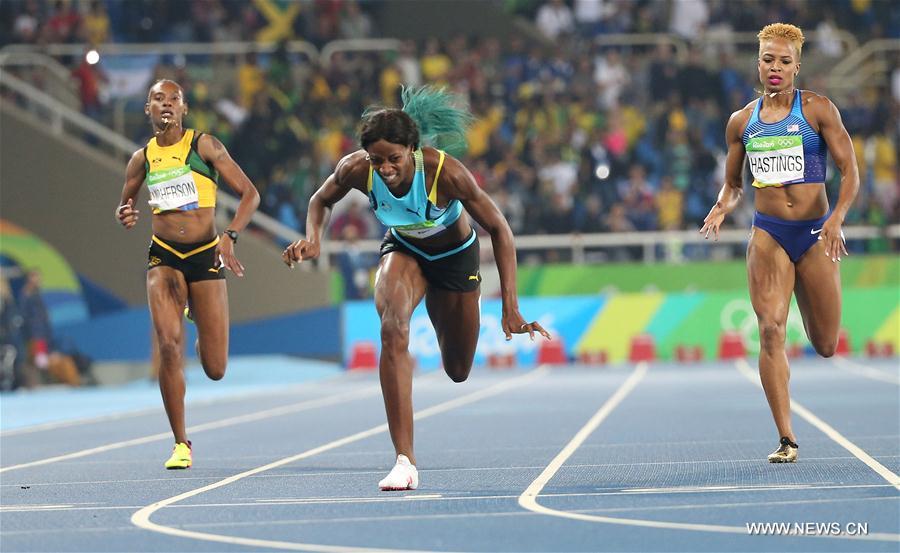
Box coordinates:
[2,0,897,258]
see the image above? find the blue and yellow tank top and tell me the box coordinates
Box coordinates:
[144,129,218,213]
[742,90,827,188]
[367,148,463,240]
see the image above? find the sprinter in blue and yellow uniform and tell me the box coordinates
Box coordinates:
[116,79,259,469]
[283,86,551,491]
[700,24,858,463]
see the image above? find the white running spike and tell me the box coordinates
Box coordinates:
[378,454,418,491]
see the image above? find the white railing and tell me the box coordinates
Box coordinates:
[323,225,900,264]
[827,38,900,91]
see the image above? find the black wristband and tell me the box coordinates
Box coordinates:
[223,229,238,244]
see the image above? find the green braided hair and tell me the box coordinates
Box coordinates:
[401,85,474,157]
[359,85,474,157]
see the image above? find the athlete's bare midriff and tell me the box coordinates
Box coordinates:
[152,207,217,243]
[755,183,830,220]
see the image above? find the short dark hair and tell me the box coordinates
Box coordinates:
[147,79,185,102]
[359,108,419,150]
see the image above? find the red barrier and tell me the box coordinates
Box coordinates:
[537,338,567,365]
[487,352,516,369]
[865,340,879,358]
[629,334,656,362]
[718,331,746,360]
[348,341,378,371]
[835,329,850,356]
[787,343,804,359]
[578,350,608,365]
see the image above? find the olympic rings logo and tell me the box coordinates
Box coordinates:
[720,299,807,353]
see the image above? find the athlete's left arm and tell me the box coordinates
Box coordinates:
[442,155,550,342]
[813,94,859,261]
[198,134,261,277]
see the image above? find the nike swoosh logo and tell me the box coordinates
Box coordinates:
[810,228,823,235]
[748,130,764,138]
[208,267,222,272]
[468,275,480,281]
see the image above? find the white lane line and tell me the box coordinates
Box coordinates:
[5,492,897,517]
[9,498,900,542]
[7,457,900,489]
[518,362,899,542]
[737,358,900,491]
[832,356,900,385]
[11,483,899,515]
[130,367,548,553]
[0,504,76,512]
[0,385,382,474]
[516,364,758,535]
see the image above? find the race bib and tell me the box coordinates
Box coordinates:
[394,220,447,239]
[746,136,805,186]
[147,165,199,211]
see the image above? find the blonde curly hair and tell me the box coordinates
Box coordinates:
[758,23,805,57]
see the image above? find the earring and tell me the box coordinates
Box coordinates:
[365,154,370,161]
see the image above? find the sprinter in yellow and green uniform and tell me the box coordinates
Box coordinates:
[700,24,858,464]
[282,86,551,491]
[116,79,260,469]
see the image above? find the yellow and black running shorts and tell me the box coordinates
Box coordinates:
[147,235,225,283]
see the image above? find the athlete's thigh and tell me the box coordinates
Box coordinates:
[147,267,189,341]
[747,226,795,324]
[425,287,481,364]
[374,253,427,322]
[188,278,229,362]
[793,239,842,342]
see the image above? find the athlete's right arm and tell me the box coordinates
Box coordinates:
[700,109,748,241]
[282,152,367,267]
[116,149,146,230]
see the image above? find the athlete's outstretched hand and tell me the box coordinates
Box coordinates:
[699,202,727,241]
[282,239,320,268]
[502,308,551,342]
[116,198,139,229]
[216,235,244,277]
[819,213,848,262]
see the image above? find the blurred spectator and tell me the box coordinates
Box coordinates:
[0,274,25,391]
[331,199,371,240]
[535,0,575,40]
[656,175,684,230]
[421,38,452,85]
[237,52,265,109]
[12,0,41,43]
[669,0,709,39]
[18,270,51,377]
[43,0,80,43]
[815,12,844,59]
[71,50,108,120]
[17,271,84,387]
[336,224,376,300]
[339,0,372,39]
[81,0,110,45]
[593,48,629,110]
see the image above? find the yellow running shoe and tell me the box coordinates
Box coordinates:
[767,437,798,463]
[165,441,192,469]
